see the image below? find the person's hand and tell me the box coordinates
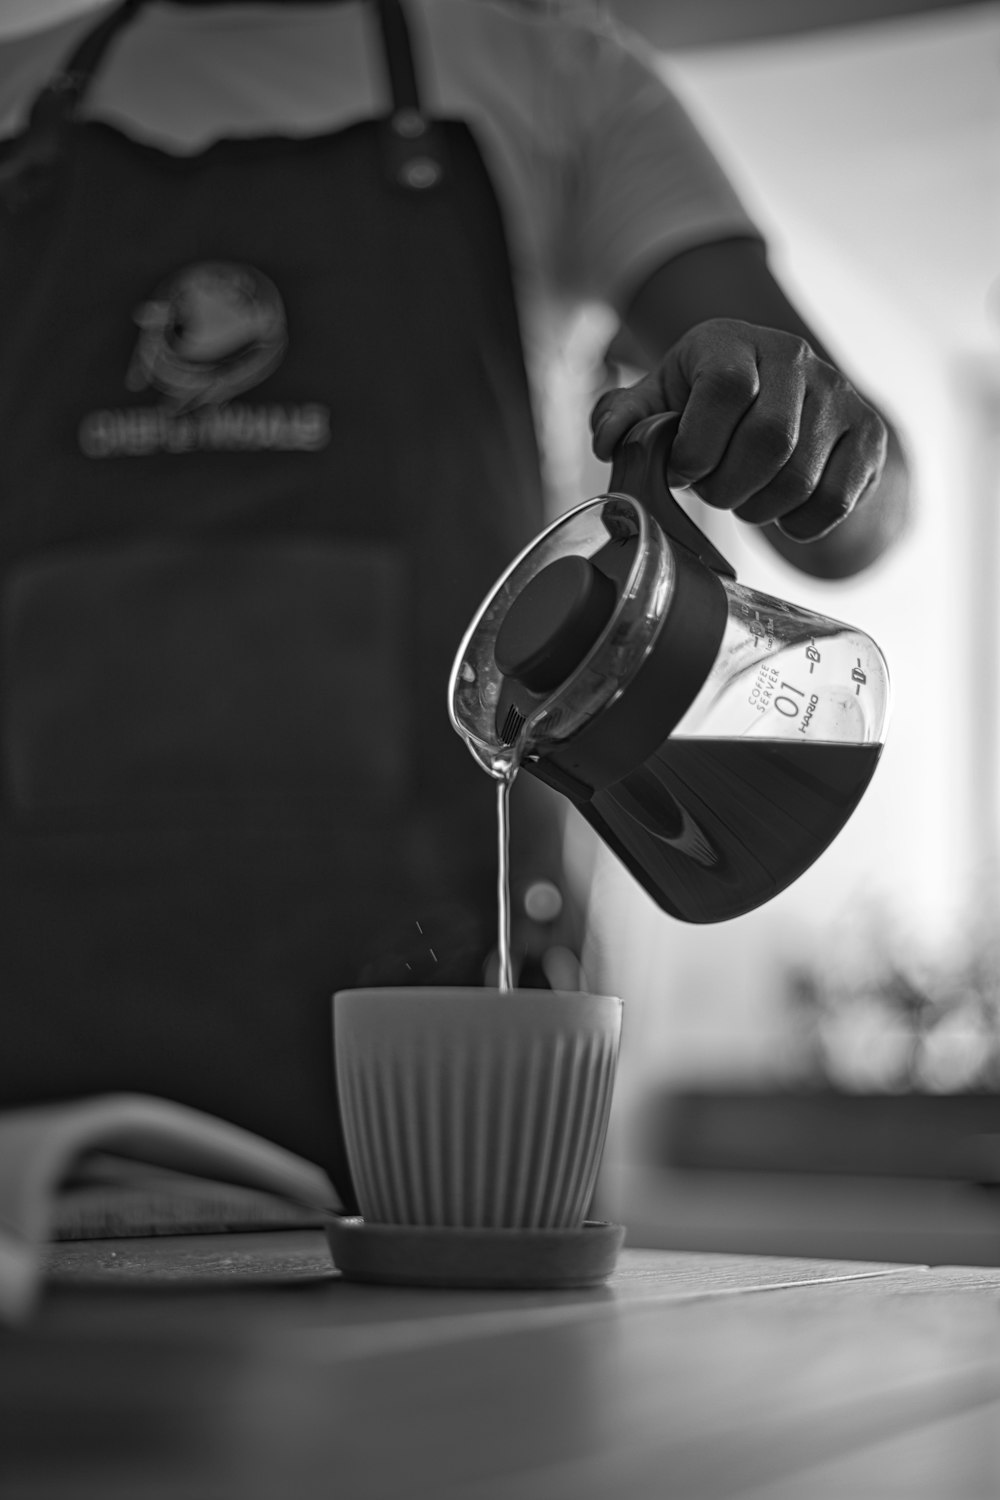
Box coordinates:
[590,318,888,542]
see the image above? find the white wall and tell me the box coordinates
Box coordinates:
[585,6,1000,1178]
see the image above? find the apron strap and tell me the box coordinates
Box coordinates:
[30,0,144,118]
[0,0,142,211]
[0,0,447,210]
[374,0,449,191]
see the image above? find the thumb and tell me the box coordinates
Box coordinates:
[590,371,668,462]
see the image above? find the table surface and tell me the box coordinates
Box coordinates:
[3,1229,1000,1499]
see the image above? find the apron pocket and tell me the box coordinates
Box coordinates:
[2,540,409,828]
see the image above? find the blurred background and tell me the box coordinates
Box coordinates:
[547,0,1000,1261]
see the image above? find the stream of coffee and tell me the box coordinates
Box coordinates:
[496,773,514,992]
[491,746,520,993]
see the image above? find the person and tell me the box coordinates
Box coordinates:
[0,0,908,1204]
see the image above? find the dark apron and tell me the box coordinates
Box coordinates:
[0,0,572,1200]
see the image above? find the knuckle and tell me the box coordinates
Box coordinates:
[685,316,742,348]
[827,486,857,522]
[780,477,859,540]
[590,392,614,428]
[786,334,815,368]
[863,408,889,461]
[771,464,817,508]
[598,369,659,412]
[800,491,855,539]
[613,394,650,422]
[812,371,854,418]
[837,415,886,479]
[747,413,798,468]
[819,361,850,390]
[698,362,758,406]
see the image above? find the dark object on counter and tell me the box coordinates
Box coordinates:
[658,1087,1000,1180]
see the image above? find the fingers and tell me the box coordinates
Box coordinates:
[590,319,889,541]
[776,423,886,541]
[729,382,887,540]
[666,343,762,488]
[590,372,668,462]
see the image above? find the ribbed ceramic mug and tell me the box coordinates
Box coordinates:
[333,988,622,1229]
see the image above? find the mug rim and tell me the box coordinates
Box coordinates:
[333,986,622,1013]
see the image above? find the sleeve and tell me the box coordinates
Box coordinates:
[555,13,764,315]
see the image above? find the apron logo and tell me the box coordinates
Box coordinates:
[78,262,331,458]
[126,262,287,409]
